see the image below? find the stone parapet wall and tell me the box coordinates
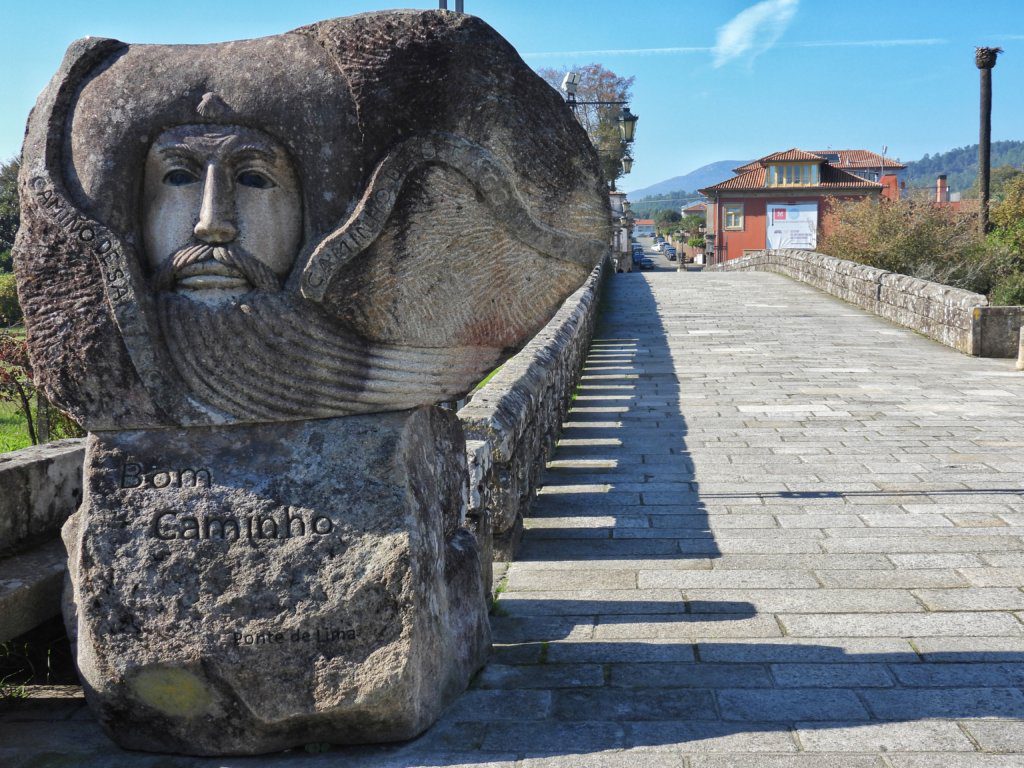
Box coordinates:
[460,257,609,560]
[0,439,84,641]
[708,249,1022,357]
[0,439,84,556]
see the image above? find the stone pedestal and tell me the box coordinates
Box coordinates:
[62,407,490,756]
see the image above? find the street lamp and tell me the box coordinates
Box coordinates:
[618,106,638,143]
[621,154,634,174]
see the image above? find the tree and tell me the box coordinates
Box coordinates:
[537,65,635,190]
[0,157,19,270]
[986,173,1024,303]
[0,332,38,445]
[653,209,681,227]
[680,214,705,234]
[964,164,1024,202]
[819,195,1019,298]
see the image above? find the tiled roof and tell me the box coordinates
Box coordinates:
[758,148,826,163]
[810,149,906,170]
[734,148,906,174]
[634,218,655,225]
[702,167,767,191]
[700,164,883,194]
[819,165,885,187]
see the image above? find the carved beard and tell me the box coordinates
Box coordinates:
[153,243,283,293]
[156,290,503,422]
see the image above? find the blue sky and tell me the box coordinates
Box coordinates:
[3,0,1023,193]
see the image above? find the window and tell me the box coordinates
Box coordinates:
[724,203,744,230]
[767,163,819,187]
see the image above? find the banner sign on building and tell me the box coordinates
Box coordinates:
[766,202,818,249]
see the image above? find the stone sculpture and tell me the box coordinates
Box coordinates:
[14,9,608,755]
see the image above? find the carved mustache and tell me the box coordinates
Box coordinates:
[153,243,283,293]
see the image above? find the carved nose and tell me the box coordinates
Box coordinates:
[194,165,237,244]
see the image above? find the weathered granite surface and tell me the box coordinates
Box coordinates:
[0,439,84,641]
[13,10,607,754]
[62,407,489,755]
[460,258,608,559]
[708,249,1024,357]
[14,11,609,431]
[0,439,83,555]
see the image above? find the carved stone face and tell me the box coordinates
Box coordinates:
[142,125,302,303]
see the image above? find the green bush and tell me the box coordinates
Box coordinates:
[990,273,1024,306]
[820,195,1024,299]
[0,274,21,326]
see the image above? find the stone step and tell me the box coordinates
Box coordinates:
[0,538,66,642]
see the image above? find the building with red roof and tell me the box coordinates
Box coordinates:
[699,148,906,264]
[633,218,656,237]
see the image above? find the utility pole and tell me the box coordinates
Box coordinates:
[976,46,1002,234]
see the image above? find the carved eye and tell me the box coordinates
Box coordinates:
[237,171,275,189]
[163,169,199,186]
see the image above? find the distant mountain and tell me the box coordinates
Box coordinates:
[627,142,1024,212]
[627,160,747,200]
[904,140,1024,192]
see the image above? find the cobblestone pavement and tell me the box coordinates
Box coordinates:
[5,270,1024,767]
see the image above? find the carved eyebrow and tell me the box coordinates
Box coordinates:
[157,144,201,164]
[232,143,277,163]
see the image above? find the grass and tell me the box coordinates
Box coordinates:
[490,574,510,616]
[0,673,28,701]
[0,616,78,698]
[0,400,33,453]
[471,363,504,393]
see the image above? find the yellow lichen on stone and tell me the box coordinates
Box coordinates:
[129,668,212,718]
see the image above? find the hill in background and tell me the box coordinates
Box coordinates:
[904,141,1024,192]
[622,159,745,202]
[628,142,1024,215]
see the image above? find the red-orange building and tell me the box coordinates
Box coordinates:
[700,149,906,264]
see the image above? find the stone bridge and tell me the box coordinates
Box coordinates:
[4,259,1024,766]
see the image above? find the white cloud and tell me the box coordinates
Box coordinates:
[713,0,799,68]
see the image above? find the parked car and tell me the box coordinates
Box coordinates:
[638,257,655,270]
[632,250,645,265]
[665,246,677,261]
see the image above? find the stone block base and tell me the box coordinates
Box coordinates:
[62,407,490,755]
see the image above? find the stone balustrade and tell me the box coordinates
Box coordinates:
[708,249,1024,357]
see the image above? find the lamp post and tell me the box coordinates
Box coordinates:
[560,71,638,191]
[618,106,638,143]
[976,46,1002,234]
